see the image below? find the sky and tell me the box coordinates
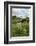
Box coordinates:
[12,8,31,18]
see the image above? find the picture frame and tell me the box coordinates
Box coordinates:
[4,1,35,44]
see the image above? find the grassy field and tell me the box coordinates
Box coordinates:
[10,16,29,37]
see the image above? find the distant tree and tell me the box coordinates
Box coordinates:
[21,19,26,23]
[26,17,29,20]
[26,17,29,22]
[12,15,16,19]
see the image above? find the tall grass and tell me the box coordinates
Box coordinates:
[10,16,29,37]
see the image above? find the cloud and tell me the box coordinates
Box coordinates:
[12,8,31,17]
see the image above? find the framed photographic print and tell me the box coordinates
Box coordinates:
[4,1,35,44]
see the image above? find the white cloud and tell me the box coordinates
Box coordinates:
[12,8,31,18]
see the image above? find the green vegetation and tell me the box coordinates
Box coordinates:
[10,16,29,37]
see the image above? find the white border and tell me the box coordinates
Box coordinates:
[8,4,33,41]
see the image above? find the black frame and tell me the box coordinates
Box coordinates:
[4,1,35,44]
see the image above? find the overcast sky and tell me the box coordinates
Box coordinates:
[12,8,31,18]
